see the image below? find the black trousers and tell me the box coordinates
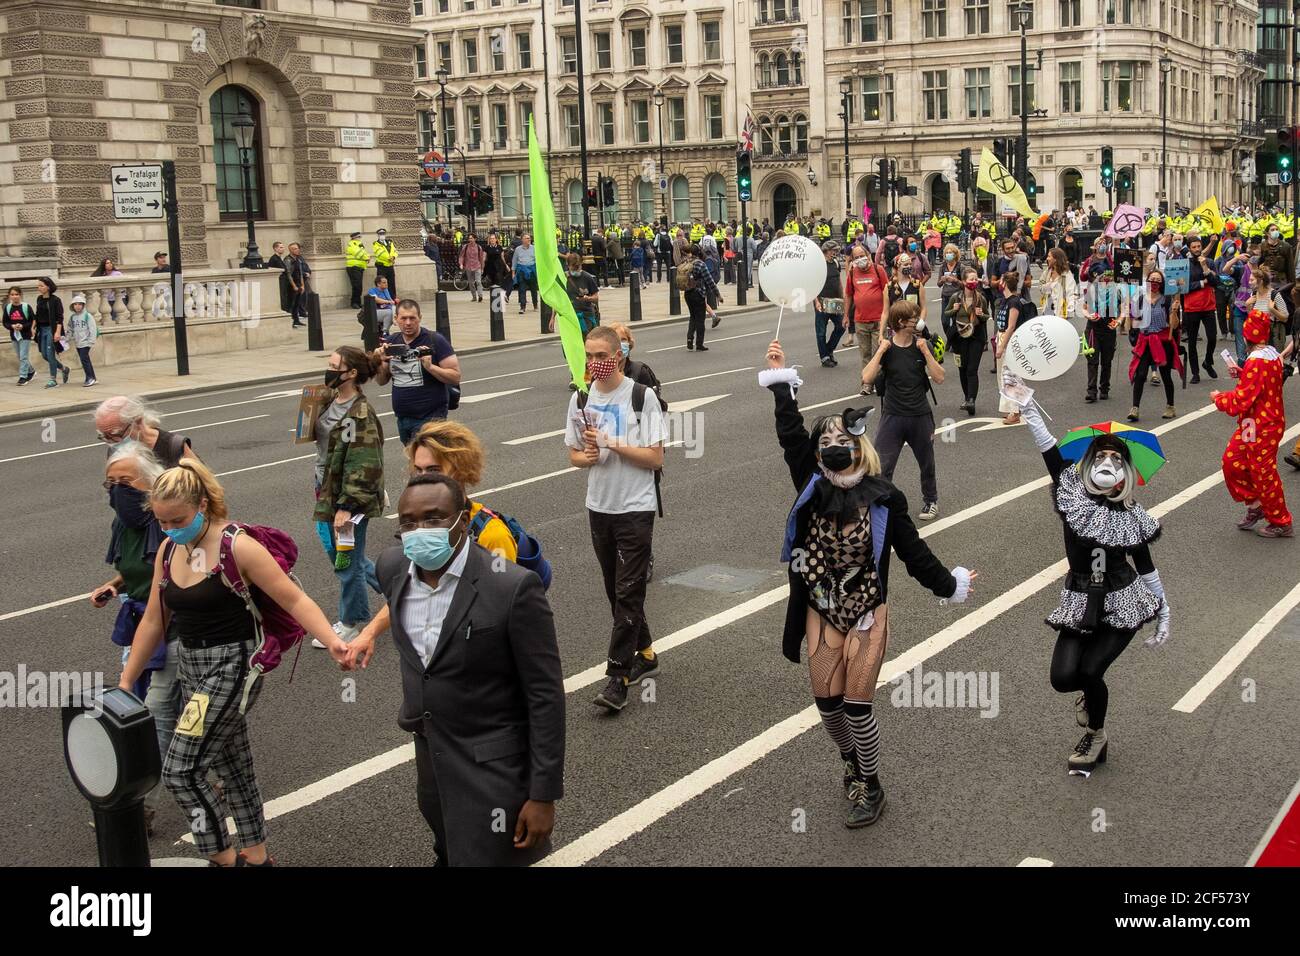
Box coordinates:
[656,254,672,282]
[951,334,985,402]
[1132,349,1175,407]
[1214,286,1232,335]
[588,509,655,677]
[414,733,450,867]
[346,266,364,308]
[1049,624,1136,729]
[1085,321,1117,398]
[685,289,708,347]
[876,412,938,505]
[1183,310,1217,374]
[376,264,396,298]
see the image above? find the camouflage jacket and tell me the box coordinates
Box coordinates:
[313,391,386,522]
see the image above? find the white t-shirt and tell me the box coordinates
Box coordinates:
[564,376,667,515]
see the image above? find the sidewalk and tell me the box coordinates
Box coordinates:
[0,277,766,423]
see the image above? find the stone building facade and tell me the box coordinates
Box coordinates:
[0,0,431,306]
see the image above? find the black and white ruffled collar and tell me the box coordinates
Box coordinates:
[1053,467,1160,548]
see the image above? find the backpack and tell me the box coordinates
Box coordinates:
[624,359,668,411]
[674,259,698,292]
[578,381,664,517]
[882,237,901,264]
[468,505,553,590]
[161,523,306,715]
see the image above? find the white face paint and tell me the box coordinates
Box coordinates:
[1090,453,1124,490]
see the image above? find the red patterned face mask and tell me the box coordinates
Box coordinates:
[587,357,618,380]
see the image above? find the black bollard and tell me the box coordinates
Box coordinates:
[629,272,642,322]
[306,291,324,351]
[540,300,553,334]
[669,274,681,316]
[489,285,505,342]
[435,290,452,346]
[736,259,748,306]
[360,294,379,351]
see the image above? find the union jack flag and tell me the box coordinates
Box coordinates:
[739,109,756,152]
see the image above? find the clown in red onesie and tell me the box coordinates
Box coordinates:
[1212,309,1293,538]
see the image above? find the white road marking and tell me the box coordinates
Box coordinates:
[645,330,771,353]
[377,387,530,421]
[0,415,270,465]
[1018,857,1055,867]
[935,417,1004,436]
[501,395,728,446]
[215,452,316,478]
[0,592,95,624]
[1172,579,1300,714]
[661,367,755,386]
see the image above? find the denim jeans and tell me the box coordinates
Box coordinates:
[397,412,443,445]
[37,326,61,379]
[1232,307,1247,365]
[317,517,380,626]
[143,638,181,809]
[77,346,95,381]
[814,309,846,361]
[10,337,32,378]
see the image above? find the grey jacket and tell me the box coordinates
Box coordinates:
[375,541,565,866]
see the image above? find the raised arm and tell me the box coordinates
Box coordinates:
[1003,372,1067,481]
[759,340,817,491]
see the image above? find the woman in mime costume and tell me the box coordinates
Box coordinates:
[761,339,976,827]
[1003,372,1171,772]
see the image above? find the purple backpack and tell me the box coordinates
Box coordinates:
[162,523,306,713]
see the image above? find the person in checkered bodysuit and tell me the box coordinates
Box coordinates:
[1213,308,1294,537]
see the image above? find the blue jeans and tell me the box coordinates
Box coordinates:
[37,327,62,379]
[815,309,846,361]
[397,412,444,444]
[11,337,32,378]
[143,639,181,809]
[316,517,380,626]
[1232,307,1247,365]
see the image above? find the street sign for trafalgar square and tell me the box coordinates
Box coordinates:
[110,164,164,220]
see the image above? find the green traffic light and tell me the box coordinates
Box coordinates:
[1282,156,1293,169]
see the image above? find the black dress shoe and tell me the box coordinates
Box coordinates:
[686,342,694,350]
[696,345,709,351]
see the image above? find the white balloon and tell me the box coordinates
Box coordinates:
[1005,317,1081,381]
[758,235,826,311]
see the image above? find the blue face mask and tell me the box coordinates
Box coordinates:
[620,342,630,357]
[163,511,205,545]
[402,521,464,571]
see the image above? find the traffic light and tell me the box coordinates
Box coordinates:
[584,185,598,209]
[1282,154,1293,185]
[736,151,753,202]
[992,138,1007,167]
[957,147,973,192]
[877,158,890,190]
[600,176,616,208]
[1118,169,1132,191]
[1279,126,1296,153]
[475,184,494,214]
[1100,146,1114,190]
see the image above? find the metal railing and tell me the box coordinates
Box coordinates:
[1240,120,1265,139]
[755,77,806,90]
[754,149,808,163]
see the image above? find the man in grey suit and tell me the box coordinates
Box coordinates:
[347,474,565,866]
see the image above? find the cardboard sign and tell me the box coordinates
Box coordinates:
[1162,258,1190,296]
[294,385,333,445]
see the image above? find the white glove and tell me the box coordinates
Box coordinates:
[1009,383,1056,451]
[944,566,973,604]
[1141,571,1171,647]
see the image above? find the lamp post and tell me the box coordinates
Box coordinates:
[839,74,852,226]
[1014,1,1032,191]
[877,65,891,220]
[654,88,667,224]
[435,66,451,228]
[1159,54,1173,216]
[231,111,263,269]
[574,0,592,242]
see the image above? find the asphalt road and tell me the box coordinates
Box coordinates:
[4,291,1299,868]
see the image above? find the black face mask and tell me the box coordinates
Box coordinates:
[819,445,854,472]
[324,369,347,389]
[109,484,152,529]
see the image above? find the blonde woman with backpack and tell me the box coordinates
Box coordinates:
[119,459,349,866]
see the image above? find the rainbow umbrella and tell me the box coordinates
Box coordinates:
[1057,421,1166,485]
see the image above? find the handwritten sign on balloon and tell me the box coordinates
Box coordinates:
[1005,317,1081,381]
[758,234,826,312]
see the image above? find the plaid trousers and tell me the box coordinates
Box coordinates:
[163,640,265,856]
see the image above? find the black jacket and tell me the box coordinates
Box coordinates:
[769,380,958,663]
[376,542,565,865]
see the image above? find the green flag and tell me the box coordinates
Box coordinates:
[527,118,587,391]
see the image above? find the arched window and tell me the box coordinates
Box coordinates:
[210,85,267,221]
[759,114,774,155]
[670,175,691,223]
[566,179,585,224]
[637,179,656,222]
[759,53,772,88]
[705,173,728,222]
[794,114,808,153]
[775,53,789,86]
[777,114,792,154]
[792,51,803,85]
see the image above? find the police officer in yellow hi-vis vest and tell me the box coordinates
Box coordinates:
[345,231,370,309]
[373,228,399,297]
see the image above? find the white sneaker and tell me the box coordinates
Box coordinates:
[313,621,360,648]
